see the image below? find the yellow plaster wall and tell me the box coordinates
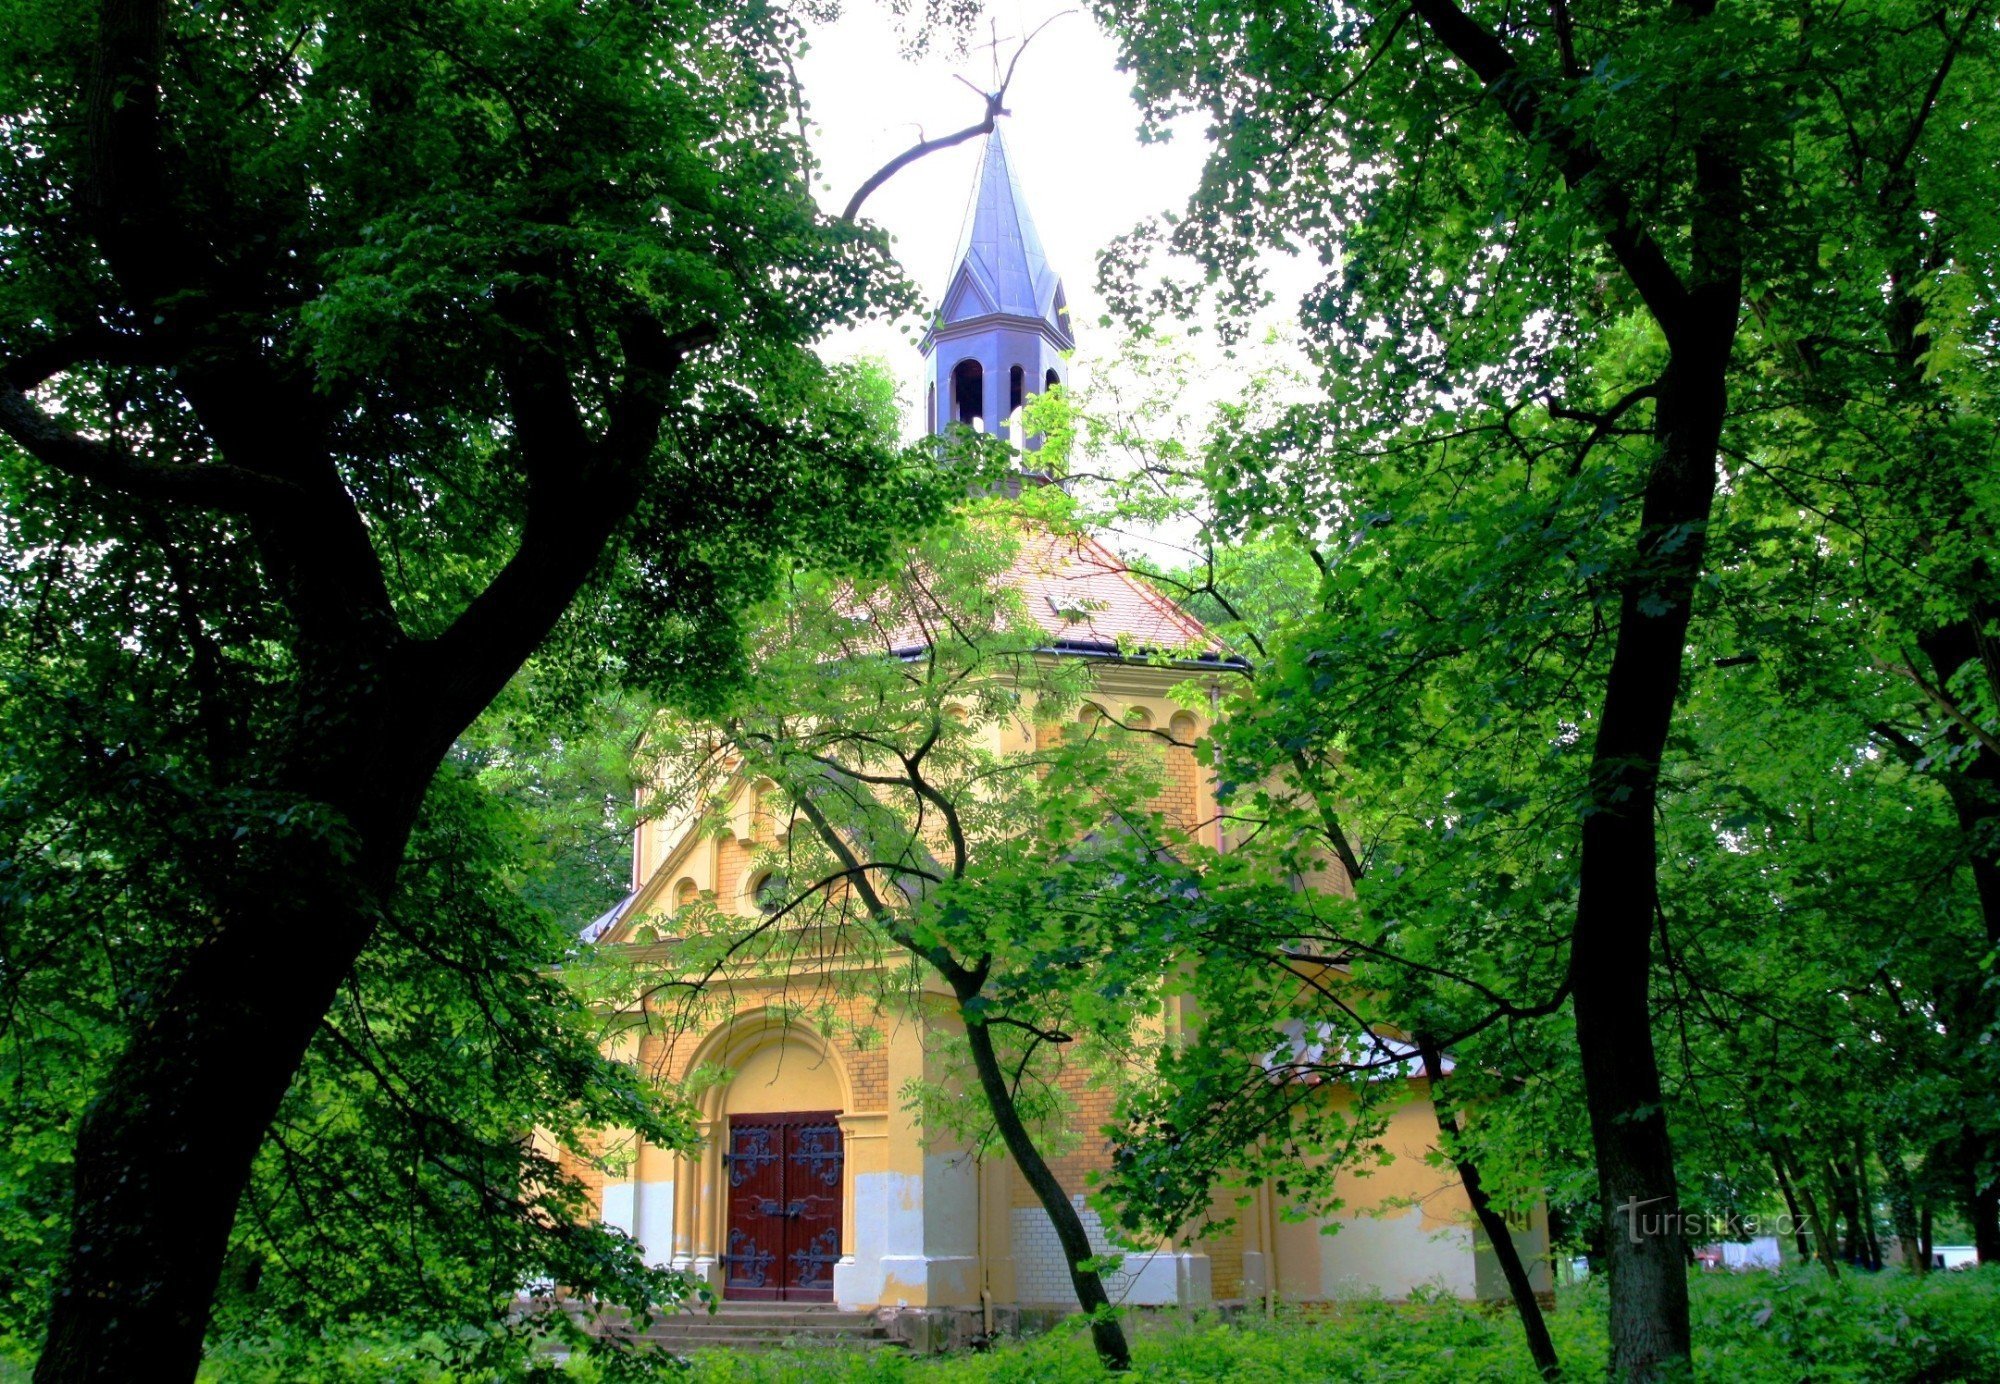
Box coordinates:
[722,1040,844,1115]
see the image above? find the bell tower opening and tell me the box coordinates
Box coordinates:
[952,359,985,430]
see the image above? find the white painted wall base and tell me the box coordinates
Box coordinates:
[1319,1208,1476,1299]
[1009,1198,1212,1308]
[871,1253,980,1307]
[634,1179,673,1268]
[601,1182,636,1240]
[1241,1248,1271,1301]
[838,1168,921,1309]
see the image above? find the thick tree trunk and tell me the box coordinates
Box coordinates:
[957,1001,1131,1372]
[1972,1176,2000,1265]
[1918,637,2000,1266]
[1778,1139,1840,1278]
[1855,1136,1883,1270]
[33,568,603,1383]
[34,729,429,1383]
[1416,1041,1558,1379]
[1766,1142,1812,1265]
[1823,1158,1859,1266]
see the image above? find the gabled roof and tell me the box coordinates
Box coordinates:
[1002,527,1226,660]
[926,126,1072,349]
[881,524,1233,664]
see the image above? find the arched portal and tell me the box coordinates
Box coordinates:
[685,1014,854,1303]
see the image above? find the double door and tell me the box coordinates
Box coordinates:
[722,1111,844,1302]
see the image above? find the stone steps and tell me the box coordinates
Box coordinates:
[626,1303,902,1354]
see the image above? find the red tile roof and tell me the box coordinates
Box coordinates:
[1004,526,1226,658]
[875,522,1231,662]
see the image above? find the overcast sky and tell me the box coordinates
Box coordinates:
[795,3,1213,420]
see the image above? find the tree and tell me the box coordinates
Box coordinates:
[1019,344,1565,1374]
[1091,0,2000,1374]
[0,2,1035,1376]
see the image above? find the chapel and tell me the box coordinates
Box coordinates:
[574,125,1548,1336]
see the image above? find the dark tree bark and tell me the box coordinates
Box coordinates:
[1879,1130,1927,1274]
[1391,0,1743,1371]
[1915,623,2000,1265]
[1779,1138,1841,1279]
[1769,1146,1813,1266]
[958,1001,1133,1372]
[9,0,971,1375]
[1855,1136,1883,1270]
[1416,1040,1558,1380]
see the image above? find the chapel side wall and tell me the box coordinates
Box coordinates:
[1269,1085,1481,1302]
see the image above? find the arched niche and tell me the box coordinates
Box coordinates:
[723,1040,844,1116]
[686,1009,856,1122]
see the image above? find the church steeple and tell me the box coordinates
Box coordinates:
[921,125,1071,451]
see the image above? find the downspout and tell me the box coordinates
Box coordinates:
[1209,683,1227,854]
[977,1154,994,1336]
[1214,677,1275,1321]
[1262,1178,1279,1319]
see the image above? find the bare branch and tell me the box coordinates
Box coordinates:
[840,12,1071,223]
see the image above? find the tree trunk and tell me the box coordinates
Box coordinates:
[32,588,586,1383]
[1854,1135,1883,1270]
[34,740,426,1383]
[1973,1177,2000,1265]
[1879,1131,1927,1273]
[957,998,1131,1372]
[1784,1143,1841,1279]
[1571,326,1733,1376]
[1766,1145,1808,1263]
[1417,1041,1559,1379]
[1921,672,2000,1268]
[1824,1157,1865,1267]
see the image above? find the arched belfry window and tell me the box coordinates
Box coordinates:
[1045,367,1061,393]
[952,359,984,429]
[1009,365,1025,412]
[927,381,936,434]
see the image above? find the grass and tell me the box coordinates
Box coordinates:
[9,1267,2000,1381]
[654,1269,2000,1384]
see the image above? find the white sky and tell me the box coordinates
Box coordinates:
[796,2,1213,420]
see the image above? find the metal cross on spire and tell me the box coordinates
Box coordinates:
[969,17,1016,96]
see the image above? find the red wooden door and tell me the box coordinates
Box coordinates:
[722,1112,843,1302]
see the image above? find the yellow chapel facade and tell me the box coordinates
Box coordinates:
[572,128,1548,1334]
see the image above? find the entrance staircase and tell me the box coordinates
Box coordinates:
[627,1301,902,1355]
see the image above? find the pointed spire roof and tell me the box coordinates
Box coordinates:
[927,125,1072,349]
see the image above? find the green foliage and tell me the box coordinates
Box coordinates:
[161,1271,2000,1383]
[629,489,1209,1133]
[1072,0,2000,1294]
[0,656,692,1373]
[0,0,956,1371]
